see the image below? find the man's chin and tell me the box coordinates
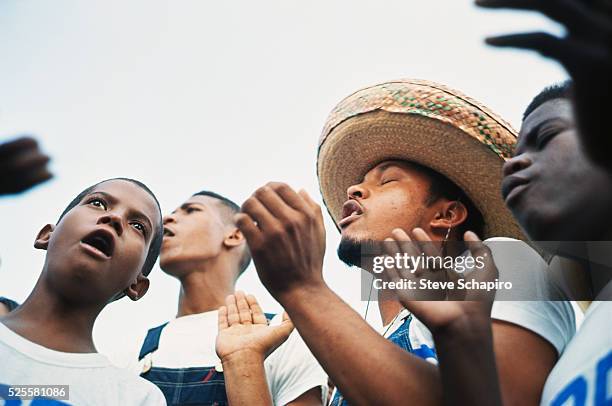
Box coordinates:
[337,237,374,268]
[159,256,183,277]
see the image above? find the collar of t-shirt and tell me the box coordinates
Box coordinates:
[0,322,110,368]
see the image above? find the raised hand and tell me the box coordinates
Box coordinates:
[215,291,294,361]
[0,137,52,195]
[382,228,498,334]
[477,0,612,170]
[235,182,326,301]
[383,228,503,405]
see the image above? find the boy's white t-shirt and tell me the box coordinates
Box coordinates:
[136,311,328,405]
[540,301,611,406]
[484,238,576,356]
[0,322,166,406]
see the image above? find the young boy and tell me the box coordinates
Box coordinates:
[0,178,166,405]
[137,191,326,405]
[502,82,612,405]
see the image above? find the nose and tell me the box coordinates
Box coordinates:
[502,154,532,178]
[98,212,124,236]
[163,213,176,225]
[347,183,369,200]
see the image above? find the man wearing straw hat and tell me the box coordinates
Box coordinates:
[318,79,578,405]
[236,80,575,405]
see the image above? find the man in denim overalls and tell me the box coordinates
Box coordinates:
[137,191,327,406]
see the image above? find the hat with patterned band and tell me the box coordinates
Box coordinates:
[317,79,524,240]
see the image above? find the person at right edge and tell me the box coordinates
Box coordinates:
[477,0,612,404]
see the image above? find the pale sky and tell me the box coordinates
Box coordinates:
[0,0,567,366]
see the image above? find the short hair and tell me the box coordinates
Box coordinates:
[58,178,163,277]
[412,163,485,237]
[523,80,573,121]
[192,190,252,274]
[0,297,19,312]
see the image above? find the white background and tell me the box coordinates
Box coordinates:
[0,0,566,366]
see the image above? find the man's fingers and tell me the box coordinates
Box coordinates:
[225,294,240,326]
[297,189,319,212]
[411,228,441,258]
[477,0,603,36]
[246,294,268,325]
[0,168,53,195]
[1,151,51,174]
[390,228,422,266]
[476,0,533,8]
[281,311,291,324]
[485,32,577,60]
[464,231,499,283]
[234,213,261,246]
[266,182,309,213]
[254,185,299,225]
[275,317,295,339]
[241,196,278,232]
[218,305,229,330]
[235,291,253,324]
[380,237,404,285]
[0,137,38,157]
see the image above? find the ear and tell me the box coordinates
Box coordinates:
[34,224,55,250]
[429,200,468,232]
[223,227,245,249]
[124,273,150,301]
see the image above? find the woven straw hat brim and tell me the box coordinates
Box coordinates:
[317,80,525,240]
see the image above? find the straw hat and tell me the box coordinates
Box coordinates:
[317,79,524,240]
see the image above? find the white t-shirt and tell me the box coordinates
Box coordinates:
[135,310,328,405]
[540,301,611,406]
[0,322,165,406]
[484,238,576,356]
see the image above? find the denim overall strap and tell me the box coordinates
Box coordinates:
[330,314,415,406]
[138,322,169,361]
[139,313,277,405]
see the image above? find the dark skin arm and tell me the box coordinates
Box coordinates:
[492,320,558,406]
[238,182,561,406]
[476,0,612,172]
[384,227,560,405]
[236,182,442,406]
[383,228,502,406]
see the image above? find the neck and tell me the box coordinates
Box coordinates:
[376,289,404,326]
[176,256,237,317]
[1,273,102,353]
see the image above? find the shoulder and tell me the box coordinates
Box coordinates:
[267,315,313,362]
[264,315,328,403]
[491,300,576,355]
[112,366,167,404]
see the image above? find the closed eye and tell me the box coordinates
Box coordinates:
[536,128,561,150]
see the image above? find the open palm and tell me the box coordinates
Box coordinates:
[215,292,294,361]
[383,228,498,334]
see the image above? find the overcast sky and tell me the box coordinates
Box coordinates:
[0,0,567,366]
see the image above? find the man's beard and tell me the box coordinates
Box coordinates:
[337,237,376,268]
